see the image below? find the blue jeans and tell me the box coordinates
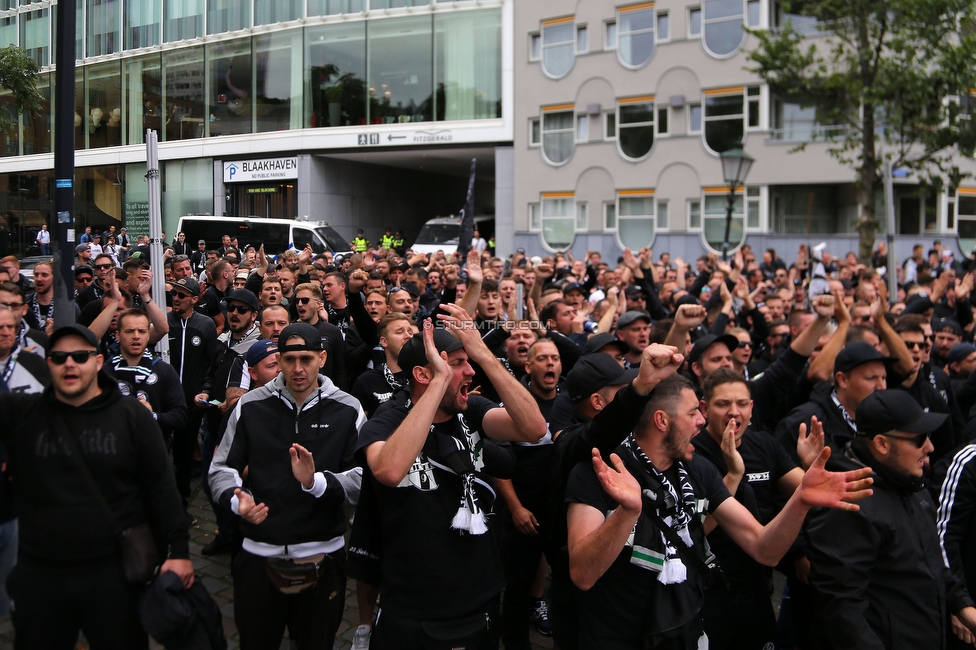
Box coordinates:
[0,519,19,616]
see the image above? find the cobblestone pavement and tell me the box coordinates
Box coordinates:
[0,477,555,650]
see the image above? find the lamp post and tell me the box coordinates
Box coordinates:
[719,146,755,261]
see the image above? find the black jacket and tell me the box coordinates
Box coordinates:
[139,570,226,650]
[776,381,855,466]
[934,443,976,611]
[0,374,190,565]
[806,442,973,650]
[209,374,364,548]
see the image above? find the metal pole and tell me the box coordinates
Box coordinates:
[51,0,76,326]
[883,160,897,299]
[146,129,170,362]
[722,183,735,261]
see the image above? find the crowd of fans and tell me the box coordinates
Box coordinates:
[1,232,976,650]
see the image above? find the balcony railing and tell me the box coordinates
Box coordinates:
[768,124,848,142]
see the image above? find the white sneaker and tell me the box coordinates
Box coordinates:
[353,624,371,650]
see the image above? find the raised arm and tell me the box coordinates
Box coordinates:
[458,248,483,317]
[365,320,452,486]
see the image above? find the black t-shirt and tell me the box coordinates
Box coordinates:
[565,453,731,648]
[509,383,559,520]
[692,428,796,590]
[354,396,505,620]
[350,367,404,417]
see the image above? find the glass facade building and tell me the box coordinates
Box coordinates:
[0,0,508,255]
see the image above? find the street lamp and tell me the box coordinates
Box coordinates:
[719,145,754,260]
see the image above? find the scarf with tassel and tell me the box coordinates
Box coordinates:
[623,435,697,585]
[424,414,489,536]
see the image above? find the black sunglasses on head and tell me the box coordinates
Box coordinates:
[49,350,98,365]
[880,431,930,448]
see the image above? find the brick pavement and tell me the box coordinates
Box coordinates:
[0,477,554,650]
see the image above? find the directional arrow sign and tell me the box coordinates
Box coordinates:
[388,134,407,141]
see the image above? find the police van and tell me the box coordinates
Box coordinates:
[177,216,351,256]
[410,215,494,257]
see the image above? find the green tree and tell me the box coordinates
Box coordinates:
[748,0,976,261]
[0,45,40,133]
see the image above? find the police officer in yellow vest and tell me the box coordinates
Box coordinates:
[392,231,405,255]
[380,228,395,250]
[352,229,369,253]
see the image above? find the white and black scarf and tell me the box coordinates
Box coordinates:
[382,363,406,392]
[624,435,696,584]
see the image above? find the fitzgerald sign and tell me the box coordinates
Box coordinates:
[223,157,299,183]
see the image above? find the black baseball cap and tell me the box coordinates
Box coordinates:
[934,317,963,337]
[687,334,738,367]
[74,244,90,254]
[617,311,652,329]
[225,289,259,312]
[833,342,896,376]
[566,353,638,404]
[245,339,278,366]
[624,285,646,297]
[172,278,201,297]
[948,342,976,365]
[278,323,325,353]
[49,324,99,350]
[582,332,630,357]
[562,282,584,296]
[74,265,94,278]
[397,330,465,375]
[855,390,946,437]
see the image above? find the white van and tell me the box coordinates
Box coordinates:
[410,215,494,257]
[176,216,351,256]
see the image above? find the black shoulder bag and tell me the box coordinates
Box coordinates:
[58,419,159,585]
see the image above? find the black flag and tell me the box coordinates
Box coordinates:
[456,158,477,257]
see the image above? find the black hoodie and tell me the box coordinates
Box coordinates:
[0,372,190,565]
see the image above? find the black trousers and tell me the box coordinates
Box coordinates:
[173,409,204,507]
[372,598,500,650]
[702,583,777,650]
[233,548,346,650]
[7,558,148,650]
[500,521,545,650]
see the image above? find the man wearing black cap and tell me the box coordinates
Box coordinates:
[74,243,93,269]
[168,277,222,510]
[190,239,208,275]
[617,311,652,368]
[934,317,964,369]
[0,324,192,647]
[210,322,364,649]
[73,264,94,297]
[806,390,976,650]
[353,307,547,649]
[293,282,347,390]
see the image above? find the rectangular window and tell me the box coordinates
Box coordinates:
[657,107,669,134]
[747,86,761,128]
[254,0,302,26]
[688,199,701,228]
[369,15,434,124]
[207,40,253,136]
[747,186,760,228]
[529,203,540,230]
[308,0,365,16]
[948,198,956,230]
[530,32,541,60]
[618,193,656,249]
[254,30,302,133]
[124,54,161,146]
[576,25,588,52]
[605,20,617,48]
[576,201,588,230]
[208,0,250,34]
[747,0,761,26]
[689,103,702,133]
[164,0,204,42]
[161,45,204,142]
[604,202,616,229]
[605,111,616,139]
[618,98,655,159]
[87,0,120,56]
[305,21,366,129]
[689,7,702,36]
[124,0,160,49]
[704,89,745,153]
[657,11,670,40]
[541,194,575,250]
[434,9,502,121]
[21,10,50,66]
[576,114,589,141]
[656,200,669,229]
[0,16,15,50]
[530,118,540,145]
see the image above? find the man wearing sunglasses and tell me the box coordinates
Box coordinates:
[75,253,116,310]
[0,324,192,647]
[805,390,976,650]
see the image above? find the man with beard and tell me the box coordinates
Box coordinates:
[294,282,347,390]
[168,277,222,512]
[23,261,54,333]
[388,286,416,319]
[541,299,586,374]
[107,309,186,445]
[497,338,564,648]
[216,289,260,349]
[0,305,48,394]
[197,259,233,334]
[75,253,116,310]
[351,313,417,417]
[0,324,192,647]
[807,391,976,650]
[693,369,818,650]
[565,375,873,649]
[0,282,46,357]
[617,311,651,368]
[353,307,547,649]
[209,323,364,650]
